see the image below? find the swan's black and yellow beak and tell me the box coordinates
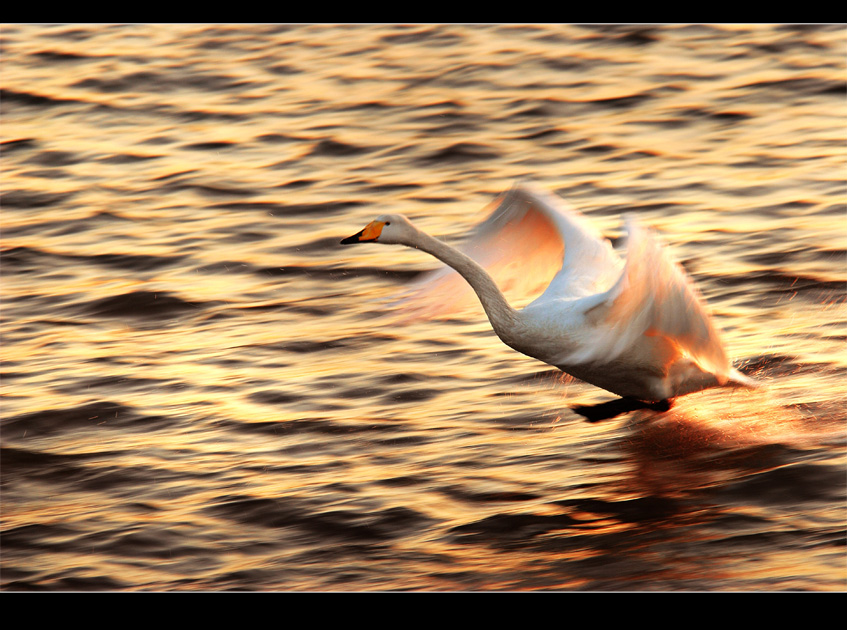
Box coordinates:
[341,220,385,245]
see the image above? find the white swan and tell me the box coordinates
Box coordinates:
[341,183,755,403]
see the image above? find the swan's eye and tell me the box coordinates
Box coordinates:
[384,221,391,225]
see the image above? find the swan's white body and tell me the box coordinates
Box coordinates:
[341,183,754,402]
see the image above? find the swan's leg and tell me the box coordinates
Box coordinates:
[646,399,674,412]
[571,397,674,422]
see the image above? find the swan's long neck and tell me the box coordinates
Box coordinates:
[409,229,520,341]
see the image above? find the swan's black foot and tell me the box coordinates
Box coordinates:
[572,397,674,423]
[645,399,674,412]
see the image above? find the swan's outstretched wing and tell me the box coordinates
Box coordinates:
[579,217,730,381]
[398,183,621,318]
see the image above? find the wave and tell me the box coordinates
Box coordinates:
[1,246,184,274]
[82,290,206,319]
[1,401,169,439]
[206,495,432,542]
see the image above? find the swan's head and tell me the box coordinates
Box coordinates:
[340,214,417,246]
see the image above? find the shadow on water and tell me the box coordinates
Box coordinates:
[446,385,845,589]
[616,385,845,497]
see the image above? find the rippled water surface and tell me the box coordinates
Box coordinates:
[1,23,845,591]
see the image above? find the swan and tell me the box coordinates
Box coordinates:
[341,183,755,404]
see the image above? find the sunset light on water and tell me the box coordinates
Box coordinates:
[1,24,845,591]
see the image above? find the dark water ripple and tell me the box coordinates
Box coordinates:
[1,401,170,439]
[715,461,847,506]
[3,246,186,275]
[82,291,207,319]
[207,496,433,542]
[1,189,77,208]
[0,87,86,109]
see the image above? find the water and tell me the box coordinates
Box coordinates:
[1,23,845,591]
